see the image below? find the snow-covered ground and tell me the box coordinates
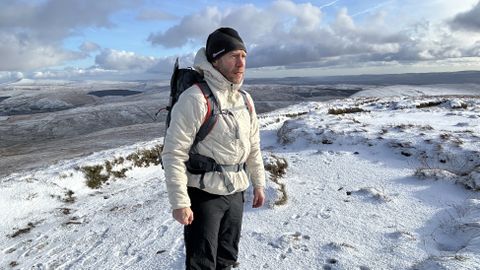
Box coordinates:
[1,85,480,270]
[0,78,357,177]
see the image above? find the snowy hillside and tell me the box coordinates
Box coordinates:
[0,79,359,177]
[1,87,480,269]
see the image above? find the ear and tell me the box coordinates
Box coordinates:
[211,59,219,68]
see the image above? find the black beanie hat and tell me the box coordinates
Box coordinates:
[206,27,246,63]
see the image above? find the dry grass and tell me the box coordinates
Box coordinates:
[81,165,109,189]
[416,101,443,108]
[63,190,76,203]
[79,144,163,189]
[285,111,308,118]
[126,145,163,167]
[9,222,36,238]
[264,155,289,206]
[328,107,366,115]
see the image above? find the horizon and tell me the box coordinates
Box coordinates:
[1,0,480,82]
[4,69,480,85]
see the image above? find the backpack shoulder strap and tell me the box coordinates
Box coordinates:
[192,81,219,146]
[239,89,253,115]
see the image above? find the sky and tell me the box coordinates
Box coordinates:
[1,0,480,81]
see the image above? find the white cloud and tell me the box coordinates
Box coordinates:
[94,48,195,74]
[32,67,117,79]
[147,0,480,70]
[0,0,136,71]
[148,54,195,74]
[1,0,478,78]
[0,33,82,71]
[0,0,134,41]
[148,6,222,48]
[27,49,193,80]
[0,71,24,83]
[333,7,355,31]
[95,49,158,71]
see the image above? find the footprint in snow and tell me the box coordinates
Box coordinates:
[323,242,356,252]
[268,232,311,259]
[307,186,325,196]
[322,259,338,270]
[168,235,185,256]
[250,231,267,242]
[348,187,391,203]
[385,231,416,241]
[124,255,143,266]
[115,242,133,257]
[317,207,333,219]
[159,225,169,237]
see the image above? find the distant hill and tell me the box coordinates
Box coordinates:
[246,70,480,86]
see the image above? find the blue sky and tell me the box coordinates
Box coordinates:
[1,0,480,81]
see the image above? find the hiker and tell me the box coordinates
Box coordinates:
[161,27,266,270]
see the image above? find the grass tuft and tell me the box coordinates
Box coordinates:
[63,190,76,203]
[416,101,442,108]
[78,144,163,189]
[285,111,308,118]
[9,222,36,238]
[264,155,289,206]
[81,165,109,189]
[126,144,163,167]
[328,107,366,115]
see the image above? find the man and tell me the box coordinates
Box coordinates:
[162,27,266,270]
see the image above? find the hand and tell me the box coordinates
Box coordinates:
[252,187,265,208]
[172,207,194,225]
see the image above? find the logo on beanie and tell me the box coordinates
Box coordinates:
[212,49,226,59]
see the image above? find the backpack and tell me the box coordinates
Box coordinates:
[165,58,219,146]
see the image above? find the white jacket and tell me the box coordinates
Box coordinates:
[162,48,266,209]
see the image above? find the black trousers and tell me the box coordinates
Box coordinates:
[185,187,244,270]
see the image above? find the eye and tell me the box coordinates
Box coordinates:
[234,53,246,60]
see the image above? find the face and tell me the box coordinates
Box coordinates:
[212,49,246,84]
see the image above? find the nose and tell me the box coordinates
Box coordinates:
[236,56,245,68]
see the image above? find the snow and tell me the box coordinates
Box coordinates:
[1,85,480,270]
[352,84,480,97]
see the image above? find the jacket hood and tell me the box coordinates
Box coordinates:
[193,48,243,93]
